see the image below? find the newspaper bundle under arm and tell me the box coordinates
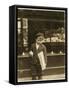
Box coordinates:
[38,51,46,70]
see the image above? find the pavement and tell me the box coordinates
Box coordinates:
[18,73,65,82]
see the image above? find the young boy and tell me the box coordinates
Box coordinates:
[29,33,47,80]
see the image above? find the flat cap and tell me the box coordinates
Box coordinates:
[36,32,44,37]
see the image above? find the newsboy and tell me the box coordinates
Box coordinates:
[29,33,47,80]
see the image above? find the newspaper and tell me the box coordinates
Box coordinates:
[38,51,46,70]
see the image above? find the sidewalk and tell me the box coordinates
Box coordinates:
[18,74,65,82]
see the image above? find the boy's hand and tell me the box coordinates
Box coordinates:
[29,51,33,56]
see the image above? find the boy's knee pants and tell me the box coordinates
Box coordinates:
[31,63,42,77]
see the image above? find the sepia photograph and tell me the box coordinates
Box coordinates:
[15,6,67,83]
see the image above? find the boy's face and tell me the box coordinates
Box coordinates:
[36,36,44,44]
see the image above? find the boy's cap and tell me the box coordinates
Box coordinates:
[36,32,44,37]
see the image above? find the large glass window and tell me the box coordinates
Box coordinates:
[17,18,28,55]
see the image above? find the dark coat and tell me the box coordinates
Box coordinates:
[31,43,47,65]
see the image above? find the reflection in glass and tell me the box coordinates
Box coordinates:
[18,21,21,28]
[23,18,28,29]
